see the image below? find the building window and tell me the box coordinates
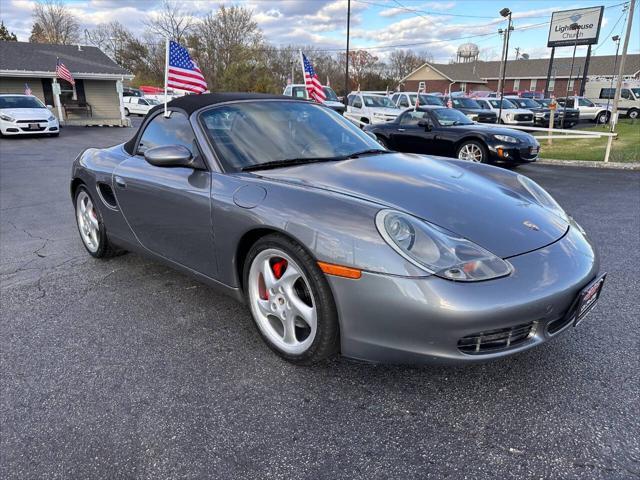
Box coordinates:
[548,79,555,92]
[460,82,467,92]
[513,79,520,91]
[568,79,575,91]
[530,79,537,91]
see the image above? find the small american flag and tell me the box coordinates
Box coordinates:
[56,59,75,85]
[301,52,326,103]
[167,40,208,94]
[24,83,32,96]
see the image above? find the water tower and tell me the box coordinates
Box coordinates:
[456,43,479,63]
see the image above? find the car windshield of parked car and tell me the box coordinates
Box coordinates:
[632,88,640,99]
[488,98,516,109]
[200,101,384,171]
[512,98,540,108]
[146,99,161,105]
[323,87,339,102]
[537,99,551,106]
[363,95,397,108]
[0,96,46,109]
[452,97,480,108]
[432,108,474,126]
[411,94,443,106]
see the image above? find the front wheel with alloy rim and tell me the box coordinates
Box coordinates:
[457,140,487,163]
[596,111,610,124]
[628,109,639,120]
[244,234,339,364]
[74,186,123,258]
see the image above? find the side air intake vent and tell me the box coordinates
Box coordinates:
[458,322,536,354]
[97,182,118,209]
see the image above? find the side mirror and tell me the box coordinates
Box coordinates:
[418,119,431,130]
[144,144,193,168]
[46,105,54,110]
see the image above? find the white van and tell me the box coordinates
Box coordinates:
[122,96,162,116]
[345,92,400,125]
[584,80,640,119]
[283,84,345,114]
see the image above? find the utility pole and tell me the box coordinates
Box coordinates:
[605,35,621,117]
[497,30,507,94]
[497,7,513,124]
[604,0,635,162]
[344,0,351,105]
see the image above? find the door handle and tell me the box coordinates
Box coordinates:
[114,176,126,189]
[397,128,406,132]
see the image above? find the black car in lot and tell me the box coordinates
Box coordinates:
[536,98,580,127]
[444,96,498,123]
[364,106,539,165]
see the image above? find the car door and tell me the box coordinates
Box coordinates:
[390,110,437,154]
[113,110,216,277]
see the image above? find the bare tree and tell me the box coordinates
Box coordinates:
[30,0,79,44]
[387,49,431,84]
[144,0,193,43]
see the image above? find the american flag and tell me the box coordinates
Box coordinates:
[56,59,75,85]
[301,52,326,103]
[167,40,208,94]
[24,83,32,96]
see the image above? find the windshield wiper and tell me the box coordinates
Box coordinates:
[346,148,388,158]
[241,156,344,172]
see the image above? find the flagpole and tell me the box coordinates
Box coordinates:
[299,50,306,99]
[164,37,169,117]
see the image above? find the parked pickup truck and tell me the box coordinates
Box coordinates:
[283,84,345,114]
[389,92,444,109]
[507,96,579,128]
[443,96,498,123]
[474,97,534,126]
[346,92,400,125]
[556,96,611,124]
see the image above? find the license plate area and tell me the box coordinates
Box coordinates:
[530,146,539,155]
[28,123,40,130]
[574,273,606,326]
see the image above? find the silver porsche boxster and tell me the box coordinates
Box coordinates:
[71,93,604,364]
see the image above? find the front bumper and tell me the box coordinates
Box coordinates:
[0,118,59,135]
[487,142,539,163]
[328,226,599,364]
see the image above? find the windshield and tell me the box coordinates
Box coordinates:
[512,98,540,108]
[488,98,516,109]
[363,95,397,108]
[411,94,443,106]
[432,108,474,126]
[200,101,383,171]
[146,98,161,105]
[0,95,46,109]
[323,87,339,102]
[631,88,640,99]
[537,99,551,106]
[451,97,480,108]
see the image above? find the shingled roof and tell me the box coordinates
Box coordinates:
[403,53,640,83]
[0,41,132,78]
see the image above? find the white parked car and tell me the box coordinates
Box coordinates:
[557,96,612,124]
[282,84,345,114]
[475,98,534,125]
[123,96,162,116]
[346,92,400,125]
[389,92,444,109]
[0,94,59,137]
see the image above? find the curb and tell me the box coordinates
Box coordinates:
[537,158,640,170]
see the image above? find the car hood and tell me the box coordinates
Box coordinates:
[365,107,400,115]
[256,153,568,258]
[0,107,52,119]
[504,108,534,115]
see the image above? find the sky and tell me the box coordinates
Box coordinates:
[1,0,638,62]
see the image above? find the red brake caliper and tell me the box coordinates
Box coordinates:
[258,259,288,301]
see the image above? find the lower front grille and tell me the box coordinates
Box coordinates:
[17,119,48,123]
[515,114,533,121]
[458,322,536,354]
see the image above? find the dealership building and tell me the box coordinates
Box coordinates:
[0,41,133,126]
[401,53,640,95]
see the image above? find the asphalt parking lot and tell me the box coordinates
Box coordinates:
[1,122,639,480]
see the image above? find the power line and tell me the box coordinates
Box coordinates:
[354,0,495,19]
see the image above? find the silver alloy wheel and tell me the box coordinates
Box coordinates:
[248,248,317,355]
[458,143,483,162]
[76,191,100,253]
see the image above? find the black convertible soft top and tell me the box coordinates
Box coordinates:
[123,92,294,154]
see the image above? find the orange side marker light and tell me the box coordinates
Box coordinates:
[317,261,362,279]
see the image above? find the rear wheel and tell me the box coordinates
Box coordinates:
[457,140,487,163]
[628,109,639,120]
[244,234,339,364]
[74,186,123,258]
[596,111,610,124]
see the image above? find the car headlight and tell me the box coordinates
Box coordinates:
[47,115,56,122]
[517,175,568,222]
[534,112,545,117]
[494,134,518,143]
[0,114,15,122]
[376,209,512,282]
